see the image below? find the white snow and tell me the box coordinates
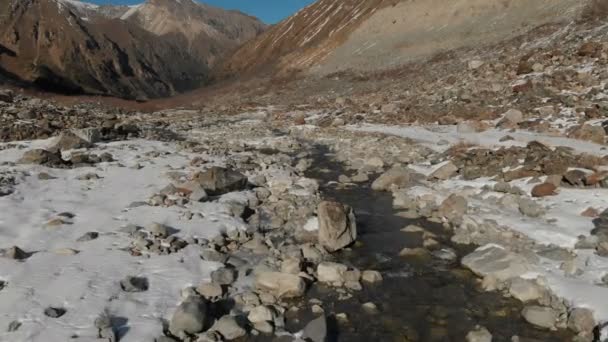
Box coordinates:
[0,139,247,341]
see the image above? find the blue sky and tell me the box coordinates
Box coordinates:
[88,0,315,23]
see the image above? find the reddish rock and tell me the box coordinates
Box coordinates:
[581,207,600,218]
[513,80,533,93]
[578,42,603,57]
[531,183,557,197]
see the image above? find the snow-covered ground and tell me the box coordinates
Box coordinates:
[0,139,247,341]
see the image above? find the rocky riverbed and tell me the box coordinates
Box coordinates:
[0,94,607,342]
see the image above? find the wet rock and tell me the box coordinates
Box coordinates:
[212,315,246,340]
[211,267,236,285]
[361,270,383,283]
[521,306,558,329]
[429,161,458,180]
[518,198,545,217]
[466,326,492,342]
[120,276,149,292]
[192,166,248,196]
[44,307,67,318]
[302,316,328,342]
[317,201,357,252]
[462,245,533,283]
[169,296,210,336]
[531,183,557,197]
[255,272,306,298]
[317,262,348,285]
[371,166,411,191]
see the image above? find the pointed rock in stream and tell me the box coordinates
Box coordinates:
[317,201,357,252]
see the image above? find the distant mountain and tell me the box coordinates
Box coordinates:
[221,0,590,78]
[0,0,266,99]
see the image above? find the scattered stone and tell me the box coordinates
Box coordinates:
[255,272,306,299]
[317,201,357,252]
[192,166,248,196]
[438,194,468,221]
[77,232,99,242]
[371,167,411,191]
[466,325,492,342]
[497,109,524,128]
[361,270,383,284]
[44,307,67,318]
[564,170,588,187]
[567,308,595,334]
[429,161,458,180]
[508,278,545,302]
[521,306,558,329]
[581,207,599,218]
[362,302,379,314]
[18,149,64,166]
[212,315,246,340]
[248,305,274,323]
[7,320,21,332]
[462,245,532,283]
[211,267,236,285]
[518,198,545,217]
[49,131,93,152]
[197,282,223,300]
[1,246,29,260]
[169,296,210,336]
[531,183,557,197]
[148,223,169,238]
[302,316,327,342]
[317,262,348,285]
[120,276,149,292]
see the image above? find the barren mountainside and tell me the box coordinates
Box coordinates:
[222,0,591,77]
[0,0,265,99]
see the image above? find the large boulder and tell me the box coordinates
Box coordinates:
[192,167,248,196]
[169,296,210,336]
[255,272,306,299]
[317,201,357,252]
[371,167,411,191]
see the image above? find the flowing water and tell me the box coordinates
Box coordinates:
[284,145,574,342]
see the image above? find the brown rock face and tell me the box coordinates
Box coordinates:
[0,0,265,99]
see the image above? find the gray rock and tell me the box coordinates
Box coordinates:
[255,272,306,299]
[7,320,21,332]
[371,167,411,191]
[197,282,223,300]
[508,278,545,302]
[148,223,169,238]
[429,161,458,180]
[518,198,545,218]
[212,315,246,340]
[248,305,274,323]
[302,316,328,342]
[317,201,357,253]
[568,308,595,334]
[49,132,93,152]
[18,149,64,165]
[465,325,492,342]
[0,89,14,103]
[462,246,533,283]
[73,128,102,144]
[317,262,348,285]
[361,270,383,284]
[120,276,149,292]
[438,194,468,221]
[77,232,99,242]
[521,306,558,329]
[169,296,210,336]
[44,307,66,318]
[211,267,236,285]
[192,167,248,196]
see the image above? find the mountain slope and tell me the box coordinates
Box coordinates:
[222,0,589,77]
[0,0,265,99]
